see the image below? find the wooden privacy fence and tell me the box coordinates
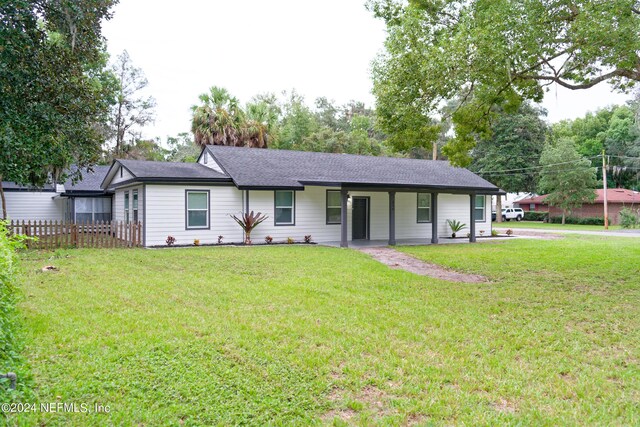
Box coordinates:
[8,220,143,249]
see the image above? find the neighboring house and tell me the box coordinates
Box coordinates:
[2,166,113,222]
[516,189,640,224]
[101,146,503,247]
[491,192,535,211]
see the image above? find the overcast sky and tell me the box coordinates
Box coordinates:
[102,1,632,141]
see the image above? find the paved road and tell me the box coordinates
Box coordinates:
[493,227,640,238]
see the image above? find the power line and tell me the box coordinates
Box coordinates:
[475,156,599,175]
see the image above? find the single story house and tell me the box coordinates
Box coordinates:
[1,166,113,222]
[100,146,503,247]
[516,189,640,224]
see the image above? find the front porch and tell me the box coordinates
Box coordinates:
[336,188,498,248]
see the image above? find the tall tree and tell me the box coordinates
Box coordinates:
[0,0,118,218]
[109,50,156,157]
[191,86,269,148]
[369,0,640,165]
[471,103,548,220]
[166,132,200,163]
[276,91,320,150]
[551,105,640,188]
[538,139,597,224]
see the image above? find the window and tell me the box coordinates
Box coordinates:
[75,198,93,223]
[133,190,139,222]
[326,190,341,224]
[274,190,295,225]
[94,198,112,222]
[186,190,209,229]
[475,196,485,222]
[530,203,535,211]
[75,198,112,223]
[124,191,130,223]
[203,152,208,164]
[417,193,432,223]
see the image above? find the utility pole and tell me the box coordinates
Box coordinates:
[602,150,609,230]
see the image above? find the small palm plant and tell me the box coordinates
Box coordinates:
[446,219,466,238]
[229,211,268,245]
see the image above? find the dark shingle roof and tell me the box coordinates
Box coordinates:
[63,165,111,192]
[1,181,55,191]
[206,146,500,192]
[118,159,229,180]
[2,166,110,193]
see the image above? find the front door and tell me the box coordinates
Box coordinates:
[352,197,369,240]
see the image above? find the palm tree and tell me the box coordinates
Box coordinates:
[191,87,245,147]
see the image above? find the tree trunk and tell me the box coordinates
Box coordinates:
[496,195,503,223]
[562,210,566,225]
[432,141,437,160]
[0,177,6,220]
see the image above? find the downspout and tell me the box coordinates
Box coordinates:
[142,184,147,247]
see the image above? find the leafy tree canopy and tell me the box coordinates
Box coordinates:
[369,0,640,165]
[1,0,118,186]
[551,104,640,188]
[538,138,597,223]
[471,103,548,193]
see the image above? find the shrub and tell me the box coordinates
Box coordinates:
[491,229,498,237]
[0,220,29,400]
[217,235,224,244]
[193,239,200,246]
[446,219,466,238]
[287,237,294,244]
[524,211,548,221]
[265,236,273,244]
[620,207,640,229]
[479,230,485,236]
[304,235,312,243]
[166,236,176,246]
[549,216,604,225]
[506,229,513,236]
[229,211,268,245]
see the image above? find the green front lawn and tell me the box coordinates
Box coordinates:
[10,238,640,425]
[493,220,622,231]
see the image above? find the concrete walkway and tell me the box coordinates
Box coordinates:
[358,247,488,283]
[493,227,640,238]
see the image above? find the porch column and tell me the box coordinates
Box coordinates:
[431,193,438,244]
[340,189,348,248]
[469,194,476,243]
[388,191,396,246]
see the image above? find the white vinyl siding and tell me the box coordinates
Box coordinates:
[144,185,242,246]
[110,165,135,184]
[437,194,491,237]
[3,191,65,221]
[198,151,226,174]
[246,186,342,242]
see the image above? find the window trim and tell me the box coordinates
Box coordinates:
[416,192,432,223]
[475,195,486,222]
[274,190,296,226]
[124,190,130,223]
[185,189,210,230]
[132,189,139,222]
[326,190,342,225]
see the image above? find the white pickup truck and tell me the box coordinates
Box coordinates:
[501,208,524,221]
